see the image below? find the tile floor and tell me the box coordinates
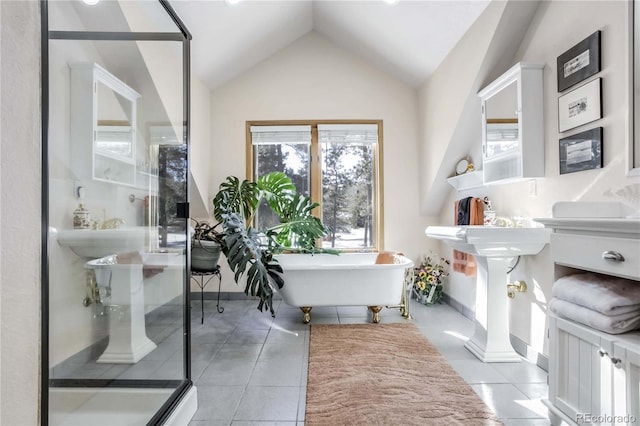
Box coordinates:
[188,298,551,426]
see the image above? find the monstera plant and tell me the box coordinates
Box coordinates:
[211,172,329,315]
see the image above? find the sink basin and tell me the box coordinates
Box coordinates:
[425,225,551,362]
[57,227,158,259]
[425,225,551,257]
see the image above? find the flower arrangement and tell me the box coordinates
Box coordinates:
[413,253,450,305]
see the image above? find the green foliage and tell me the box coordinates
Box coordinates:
[256,171,296,217]
[268,194,326,251]
[221,212,284,314]
[212,172,330,315]
[213,176,258,225]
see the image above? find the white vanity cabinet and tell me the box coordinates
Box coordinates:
[613,336,640,420]
[478,62,544,184]
[548,315,640,425]
[70,63,140,187]
[537,202,640,426]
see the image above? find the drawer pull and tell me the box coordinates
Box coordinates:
[598,349,608,357]
[611,357,622,367]
[602,251,625,262]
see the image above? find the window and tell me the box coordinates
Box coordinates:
[248,121,383,251]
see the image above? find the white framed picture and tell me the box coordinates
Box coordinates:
[558,78,602,132]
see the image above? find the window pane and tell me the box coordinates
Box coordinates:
[321,141,375,250]
[254,143,310,231]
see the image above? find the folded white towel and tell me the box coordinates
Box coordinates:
[552,273,640,316]
[549,298,640,334]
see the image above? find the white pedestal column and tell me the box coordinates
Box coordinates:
[464,256,521,362]
[96,263,157,364]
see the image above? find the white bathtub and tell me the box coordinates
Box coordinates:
[274,253,414,323]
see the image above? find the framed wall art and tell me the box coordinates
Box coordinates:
[559,127,602,174]
[557,30,601,92]
[558,78,601,132]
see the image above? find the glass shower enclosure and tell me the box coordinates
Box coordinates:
[42,0,194,424]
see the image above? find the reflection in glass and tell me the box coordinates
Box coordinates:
[483,80,522,182]
[46,1,189,422]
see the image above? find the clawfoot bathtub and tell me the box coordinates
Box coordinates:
[274,253,414,324]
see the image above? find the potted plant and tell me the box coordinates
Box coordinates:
[207,171,331,315]
[413,253,450,305]
[190,219,223,273]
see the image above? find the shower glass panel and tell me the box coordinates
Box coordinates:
[44,1,192,425]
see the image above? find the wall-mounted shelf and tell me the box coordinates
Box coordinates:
[446,170,484,191]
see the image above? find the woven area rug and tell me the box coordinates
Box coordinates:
[306,323,503,425]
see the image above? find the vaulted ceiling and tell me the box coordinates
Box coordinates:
[171,0,491,89]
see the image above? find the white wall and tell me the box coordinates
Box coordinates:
[205,32,431,292]
[190,73,212,219]
[0,1,41,424]
[433,0,640,358]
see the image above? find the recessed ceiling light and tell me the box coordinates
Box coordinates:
[82,0,100,5]
[224,0,241,5]
[383,0,399,4]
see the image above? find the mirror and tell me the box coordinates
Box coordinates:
[632,0,640,174]
[484,81,519,161]
[478,63,544,184]
[96,79,135,159]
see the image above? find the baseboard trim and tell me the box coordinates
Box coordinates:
[441,293,475,321]
[441,293,548,372]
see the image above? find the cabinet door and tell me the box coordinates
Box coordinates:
[478,62,544,184]
[613,341,640,424]
[553,317,613,421]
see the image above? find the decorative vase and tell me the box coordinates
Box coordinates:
[424,283,444,305]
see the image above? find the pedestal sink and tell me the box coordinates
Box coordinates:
[56,227,164,364]
[425,225,551,362]
[87,255,157,363]
[56,227,157,259]
[86,252,182,364]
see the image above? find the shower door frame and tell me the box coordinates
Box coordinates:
[40,1,194,424]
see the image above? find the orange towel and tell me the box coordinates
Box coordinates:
[452,198,484,277]
[375,250,404,264]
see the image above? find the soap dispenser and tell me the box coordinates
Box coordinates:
[73,203,91,229]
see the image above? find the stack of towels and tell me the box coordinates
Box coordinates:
[549,272,640,334]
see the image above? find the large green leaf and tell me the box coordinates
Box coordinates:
[213,176,259,225]
[269,194,327,251]
[256,171,295,216]
[221,212,283,315]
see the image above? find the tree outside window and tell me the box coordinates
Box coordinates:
[249,122,381,251]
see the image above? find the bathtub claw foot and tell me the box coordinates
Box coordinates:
[368,306,382,323]
[300,307,312,324]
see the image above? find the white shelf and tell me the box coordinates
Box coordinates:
[446,170,484,191]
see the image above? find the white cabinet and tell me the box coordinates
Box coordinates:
[70,63,140,187]
[548,315,640,425]
[478,63,544,185]
[613,337,640,421]
[538,203,640,426]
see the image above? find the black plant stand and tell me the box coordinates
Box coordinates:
[191,266,223,324]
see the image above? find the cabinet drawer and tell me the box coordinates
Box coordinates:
[551,234,640,280]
